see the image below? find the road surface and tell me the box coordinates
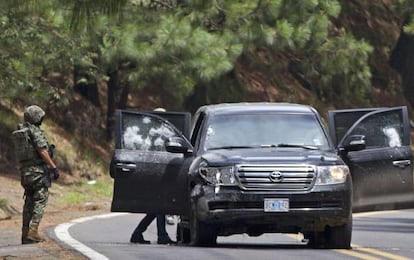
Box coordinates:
[53,209,414,260]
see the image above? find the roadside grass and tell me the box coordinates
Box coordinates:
[59,176,113,206]
[63,191,88,204]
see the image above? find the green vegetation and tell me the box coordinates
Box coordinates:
[2,1,411,111]
[59,178,113,205]
[393,0,414,33]
[0,110,16,130]
[0,199,6,207]
[61,191,88,205]
[92,180,113,197]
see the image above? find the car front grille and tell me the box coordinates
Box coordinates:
[236,164,316,191]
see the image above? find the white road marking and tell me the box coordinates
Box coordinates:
[54,213,128,260]
[353,210,398,218]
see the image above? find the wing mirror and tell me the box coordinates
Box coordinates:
[340,134,366,152]
[165,137,193,154]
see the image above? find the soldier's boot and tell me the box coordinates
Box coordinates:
[21,228,35,244]
[26,227,45,243]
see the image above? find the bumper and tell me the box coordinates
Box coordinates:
[192,183,352,234]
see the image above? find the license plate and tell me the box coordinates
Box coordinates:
[264,198,289,212]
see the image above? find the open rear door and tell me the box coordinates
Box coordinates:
[328,106,413,211]
[110,110,192,215]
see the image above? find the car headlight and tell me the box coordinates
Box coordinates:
[199,166,237,186]
[315,165,350,185]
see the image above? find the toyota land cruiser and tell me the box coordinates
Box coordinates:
[110,103,413,249]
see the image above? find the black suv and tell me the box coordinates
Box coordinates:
[110,103,413,249]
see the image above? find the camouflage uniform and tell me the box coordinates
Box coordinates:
[15,105,52,244]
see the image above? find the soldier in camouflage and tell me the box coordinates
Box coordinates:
[14,105,60,244]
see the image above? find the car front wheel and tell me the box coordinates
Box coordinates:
[325,214,352,249]
[306,214,352,249]
[189,212,217,246]
[176,221,190,244]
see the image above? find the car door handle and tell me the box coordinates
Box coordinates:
[115,162,136,172]
[392,160,411,168]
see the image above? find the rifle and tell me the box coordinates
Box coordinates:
[42,164,52,188]
[41,144,56,188]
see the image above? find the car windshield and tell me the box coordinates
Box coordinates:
[204,113,330,150]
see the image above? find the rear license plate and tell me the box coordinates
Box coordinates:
[264,198,289,212]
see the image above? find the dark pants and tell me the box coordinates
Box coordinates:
[132,214,169,239]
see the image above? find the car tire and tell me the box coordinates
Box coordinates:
[176,222,190,244]
[306,214,352,249]
[189,212,217,246]
[325,214,352,249]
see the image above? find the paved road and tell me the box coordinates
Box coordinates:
[53,209,414,260]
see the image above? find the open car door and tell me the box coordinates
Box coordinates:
[110,110,192,215]
[328,106,414,211]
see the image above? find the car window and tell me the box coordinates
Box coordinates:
[347,110,403,149]
[121,113,180,151]
[204,113,329,150]
[191,112,205,147]
[330,111,371,146]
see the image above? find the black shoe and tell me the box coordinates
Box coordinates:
[22,237,39,244]
[157,237,175,245]
[130,233,151,244]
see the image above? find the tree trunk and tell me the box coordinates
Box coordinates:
[106,68,119,141]
[74,65,100,107]
[118,82,130,109]
[390,30,414,107]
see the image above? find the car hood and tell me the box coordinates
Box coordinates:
[201,148,342,166]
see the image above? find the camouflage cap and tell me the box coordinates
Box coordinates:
[24,105,45,124]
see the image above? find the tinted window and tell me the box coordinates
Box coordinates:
[332,111,371,145]
[348,110,403,149]
[149,111,191,139]
[190,112,206,147]
[121,114,180,151]
[204,113,329,150]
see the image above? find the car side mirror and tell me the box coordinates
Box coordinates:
[340,134,366,152]
[165,137,193,155]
